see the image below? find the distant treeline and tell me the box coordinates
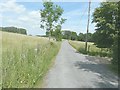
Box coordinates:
[44,30,94,42]
[0,27,27,35]
[62,30,94,42]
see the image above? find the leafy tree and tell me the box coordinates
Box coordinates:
[78,33,93,42]
[40,1,66,41]
[87,33,94,42]
[62,30,78,40]
[78,33,85,41]
[62,30,71,40]
[54,26,62,41]
[92,2,118,48]
[92,30,113,48]
[71,31,77,40]
[112,1,120,65]
[92,2,119,65]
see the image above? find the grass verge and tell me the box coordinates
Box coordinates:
[69,40,119,76]
[69,40,112,57]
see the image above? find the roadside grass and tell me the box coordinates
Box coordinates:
[0,31,2,89]
[1,31,61,88]
[69,40,112,58]
[69,40,119,76]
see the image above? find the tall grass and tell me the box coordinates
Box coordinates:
[69,40,112,57]
[1,31,61,88]
[0,31,2,89]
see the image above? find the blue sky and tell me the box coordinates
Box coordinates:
[0,0,101,35]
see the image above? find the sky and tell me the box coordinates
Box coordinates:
[0,0,101,35]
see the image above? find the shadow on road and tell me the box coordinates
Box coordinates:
[74,55,118,88]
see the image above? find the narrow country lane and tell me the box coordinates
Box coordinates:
[43,40,118,88]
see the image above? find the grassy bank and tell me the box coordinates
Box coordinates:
[1,31,61,88]
[69,40,119,76]
[69,40,112,57]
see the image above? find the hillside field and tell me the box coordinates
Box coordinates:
[1,31,61,88]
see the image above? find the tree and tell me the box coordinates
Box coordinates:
[92,30,113,48]
[78,33,85,41]
[54,26,62,41]
[112,1,120,65]
[92,2,118,48]
[92,2,119,65]
[71,31,77,40]
[78,33,93,42]
[40,1,66,41]
[62,30,71,40]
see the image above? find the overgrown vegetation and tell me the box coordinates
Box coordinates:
[1,31,61,88]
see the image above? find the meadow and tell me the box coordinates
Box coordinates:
[1,31,61,88]
[0,31,2,89]
[69,40,112,58]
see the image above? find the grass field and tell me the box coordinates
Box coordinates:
[69,40,112,57]
[0,31,2,89]
[1,31,61,88]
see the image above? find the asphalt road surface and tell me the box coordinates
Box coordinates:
[43,40,118,88]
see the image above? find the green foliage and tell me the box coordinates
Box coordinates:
[2,43,60,88]
[92,2,118,48]
[112,1,120,66]
[92,30,113,48]
[40,1,66,40]
[1,27,27,35]
[92,2,119,74]
[77,33,85,41]
[78,33,93,42]
[71,32,77,40]
[62,30,77,40]
[62,30,71,40]
[54,29,62,41]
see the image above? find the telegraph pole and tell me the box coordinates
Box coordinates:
[85,0,91,52]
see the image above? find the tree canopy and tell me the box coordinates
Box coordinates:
[40,1,66,41]
[92,2,118,48]
[92,2,119,65]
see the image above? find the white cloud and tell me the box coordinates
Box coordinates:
[0,0,26,13]
[1,0,43,35]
